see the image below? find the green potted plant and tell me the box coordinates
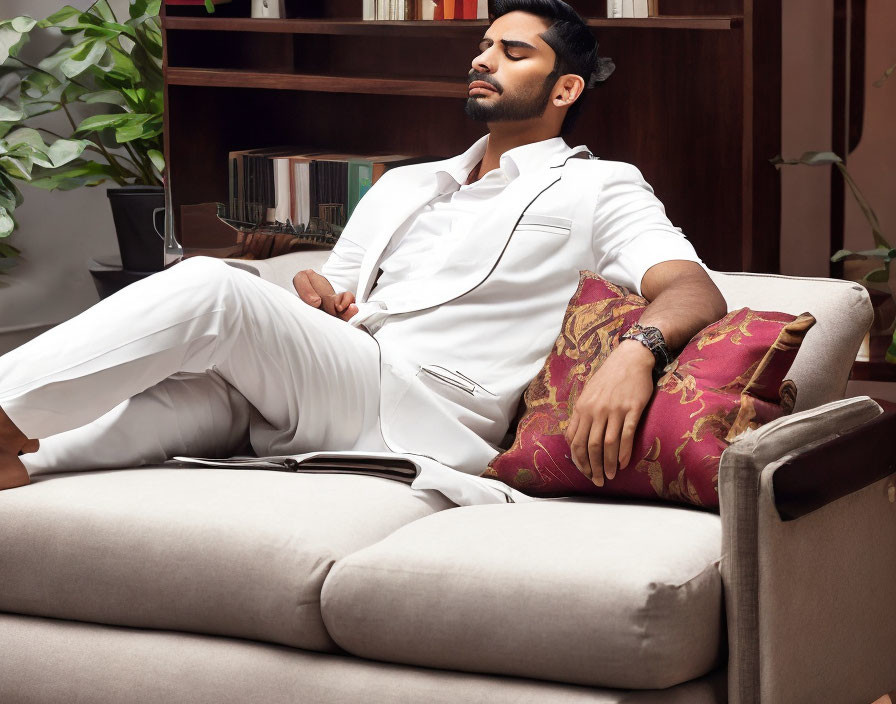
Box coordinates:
[771,59,895,360]
[0,0,166,275]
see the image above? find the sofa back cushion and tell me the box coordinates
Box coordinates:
[706,271,871,412]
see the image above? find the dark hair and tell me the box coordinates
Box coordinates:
[489,0,614,136]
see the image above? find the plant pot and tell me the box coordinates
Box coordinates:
[106,185,165,273]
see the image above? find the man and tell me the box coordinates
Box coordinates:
[0,0,727,496]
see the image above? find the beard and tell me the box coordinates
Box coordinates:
[464,70,559,123]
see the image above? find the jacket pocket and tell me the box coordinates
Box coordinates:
[418,364,498,398]
[513,213,573,235]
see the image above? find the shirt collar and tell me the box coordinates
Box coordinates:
[436,134,593,191]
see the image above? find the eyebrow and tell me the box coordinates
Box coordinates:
[479,37,538,51]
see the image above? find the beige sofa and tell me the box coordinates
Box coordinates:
[1,251,894,704]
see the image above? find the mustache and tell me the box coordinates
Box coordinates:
[467,72,501,93]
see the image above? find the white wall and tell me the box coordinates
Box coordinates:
[0,0,131,355]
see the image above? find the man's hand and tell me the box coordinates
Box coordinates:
[292,269,358,322]
[564,340,656,486]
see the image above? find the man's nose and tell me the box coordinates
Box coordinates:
[471,49,495,75]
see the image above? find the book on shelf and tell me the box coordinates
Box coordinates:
[607,0,658,17]
[225,147,429,238]
[364,0,488,20]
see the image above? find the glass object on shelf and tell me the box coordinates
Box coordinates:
[162,186,184,268]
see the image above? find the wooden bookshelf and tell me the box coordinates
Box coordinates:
[161,0,781,273]
[163,16,741,33]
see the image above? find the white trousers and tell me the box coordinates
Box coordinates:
[0,256,389,477]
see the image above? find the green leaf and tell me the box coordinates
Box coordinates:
[0,101,24,122]
[854,247,892,258]
[47,138,90,167]
[863,267,890,283]
[4,126,47,152]
[113,112,154,143]
[28,159,119,190]
[38,7,83,28]
[79,89,129,107]
[831,249,859,262]
[0,206,14,237]
[0,155,33,179]
[205,0,216,13]
[61,39,107,78]
[0,23,32,64]
[8,17,38,33]
[21,69,60,98]
[799,151,843,166]
[147,148,164,174]
[75,112,133,134]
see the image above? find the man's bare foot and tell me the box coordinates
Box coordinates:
[0,405,39,490]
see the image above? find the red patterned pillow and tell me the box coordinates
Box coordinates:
[482,271,816,510]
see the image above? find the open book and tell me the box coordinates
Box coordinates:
[170,450,537,506]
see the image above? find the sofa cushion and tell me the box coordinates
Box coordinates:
[0,467,454,652]
[484,272,815,509]
[320,499,724,690]
[707,271,871,412]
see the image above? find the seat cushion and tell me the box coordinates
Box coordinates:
[321,499,725,690]
[0,467,454,652]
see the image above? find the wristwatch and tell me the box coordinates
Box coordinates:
[620,322,673,383]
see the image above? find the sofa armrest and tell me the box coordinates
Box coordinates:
[222,250,333,294]
[719,396,896,704]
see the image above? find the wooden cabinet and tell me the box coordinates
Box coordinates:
[161,0,781,272]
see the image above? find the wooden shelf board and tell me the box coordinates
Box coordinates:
[163,15,741,34]
[851,361,896,383]
[166,67,469,97]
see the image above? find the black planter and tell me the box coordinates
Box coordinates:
[106,185,165,272]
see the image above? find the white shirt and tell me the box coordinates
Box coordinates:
[324,137,595,332]
[321,135,704,334]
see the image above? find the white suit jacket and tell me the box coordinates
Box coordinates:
[321,134,705,476]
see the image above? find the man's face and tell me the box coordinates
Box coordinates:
[464,11,561,124]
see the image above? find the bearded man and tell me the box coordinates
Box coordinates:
[0,0,726,496]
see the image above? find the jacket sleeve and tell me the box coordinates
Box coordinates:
[319,168,399,295]
[320,235,366,296]
[591,162,708,297]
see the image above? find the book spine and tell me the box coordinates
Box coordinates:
[648,0,658,16]
[444,0,455,20]
[463,0,475,19]
[634,0,648,17]
[477,0,487,18]
[422,0,435,20]
[363,0,375,20]
[622,0,634,18]
[433,0,443,21]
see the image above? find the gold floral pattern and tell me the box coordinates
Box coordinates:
[484,271,816,511]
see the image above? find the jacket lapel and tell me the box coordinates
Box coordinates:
[354,172,444,304]
[378,166,565,315]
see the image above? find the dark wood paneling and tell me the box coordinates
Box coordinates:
[830,0,848,279]
[741,0,781,273]
[578,27,743,271]
[659,0,742,14]
[163,16,740,33]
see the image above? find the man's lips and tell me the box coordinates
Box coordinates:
[469,80,498,94]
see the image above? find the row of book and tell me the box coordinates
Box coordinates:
[606,0,659,17]
[226,147,431,231]
[363,0,489,20]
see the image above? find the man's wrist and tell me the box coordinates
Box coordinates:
[618,338,657,370]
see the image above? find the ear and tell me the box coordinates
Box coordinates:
[553,73,585,108]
